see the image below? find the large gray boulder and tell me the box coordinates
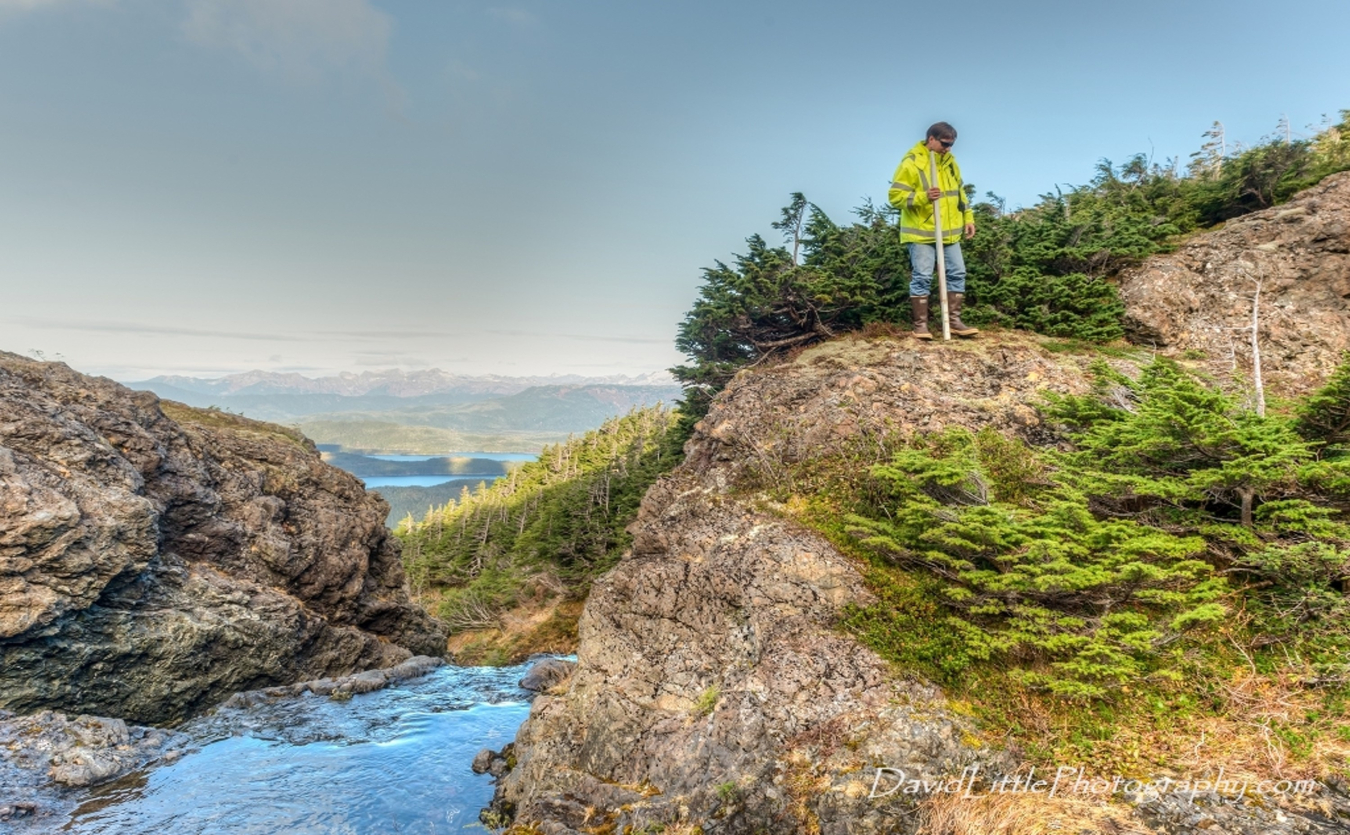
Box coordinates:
[518,658,576,692]
[495,473,1010,834]
[0,352,445,725]
[1117,170,1350,396]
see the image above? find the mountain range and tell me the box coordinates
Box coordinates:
[128,369,683,453]
[134,368,675,398]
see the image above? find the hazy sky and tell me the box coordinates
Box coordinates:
[3,0,1348,380]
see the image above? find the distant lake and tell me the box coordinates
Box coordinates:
[361,475,498,489]
[367,452,538,463]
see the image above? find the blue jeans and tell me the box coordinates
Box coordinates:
[908,241,966,297]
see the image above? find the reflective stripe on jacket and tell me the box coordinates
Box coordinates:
[888,141,974,245]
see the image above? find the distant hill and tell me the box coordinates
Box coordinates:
[127,369,682,453]
[125,386,496,422]
[297,421,563,454]
[373,481,487,528]
[133,368,675,399]
[319,452,513,478]
[302,385,682,434]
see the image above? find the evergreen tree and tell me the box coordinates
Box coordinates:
[396,407,680,629]
[1047,359,1314,527]
[672,112,1350,441]
[846,427,1224,699]
[1296,352,1350,451]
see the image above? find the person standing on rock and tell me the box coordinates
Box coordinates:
[888,122,979,339]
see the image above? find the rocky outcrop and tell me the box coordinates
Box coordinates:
[491,334,1349,834]
[517,658,576,693]
[496,476,1012,834]
[0,708,188,827]
[492,336,1094,834]
[215,654,445,707]
[0,352,445,726]
[0,709,188,792]
[1118,170,1350,395]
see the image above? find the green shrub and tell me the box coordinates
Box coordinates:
[693,685,720,716]
[837,360,1350,699]
[846,428,1223,698]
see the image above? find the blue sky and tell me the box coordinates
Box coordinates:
[3,0,1347,380]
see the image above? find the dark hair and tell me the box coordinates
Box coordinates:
[926,122,957,141]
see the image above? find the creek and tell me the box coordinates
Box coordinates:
[58,661,539,834]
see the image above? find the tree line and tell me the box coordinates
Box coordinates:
[672,112,1350,433]
[394,406,679,632]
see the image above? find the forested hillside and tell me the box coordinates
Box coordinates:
[393,407,679,663]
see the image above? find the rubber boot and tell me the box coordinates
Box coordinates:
[948,293,980,337]
[910,296,932,340]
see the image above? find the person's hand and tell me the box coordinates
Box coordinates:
[964,222,976,239]
[926,187,942,201]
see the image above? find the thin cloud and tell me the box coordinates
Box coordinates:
[182,0,399,94]
[21,319,470,343]
[487,7,537,26]
[117,362,331,378]
[0,0,112,15]
[315,328,473,340]
[348,349,463,367]
[488,329,670,345]
[11,320,671,354]
[18,318,312,342]
[311,328,668,345]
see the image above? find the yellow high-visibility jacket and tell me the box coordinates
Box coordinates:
[888,141,973,245]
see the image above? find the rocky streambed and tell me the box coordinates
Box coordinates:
[1,657,570,834]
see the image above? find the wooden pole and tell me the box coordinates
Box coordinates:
[930,152,951,340]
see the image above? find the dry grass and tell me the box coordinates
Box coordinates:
[917,790,1147,835]
[446,596,582,666]
[964,659,1350,803]
[857,321,908,340]
[160,400,311,449]
[785,715,856,762]
[780,750,830,835]
[1086,668,1350,786]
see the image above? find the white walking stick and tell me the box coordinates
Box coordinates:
[929,153,951,341]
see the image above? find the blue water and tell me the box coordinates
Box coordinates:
[64,662,539,835]
[366,453,538,463]
[361,475,496,489]
[359,453,536,489]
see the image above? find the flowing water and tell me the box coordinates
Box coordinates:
[61,662,541,834]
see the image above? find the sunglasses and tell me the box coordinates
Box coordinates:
[936,138,955,148]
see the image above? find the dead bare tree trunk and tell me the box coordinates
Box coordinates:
[1250,274,1265,417]
[1231,259,1267,417]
